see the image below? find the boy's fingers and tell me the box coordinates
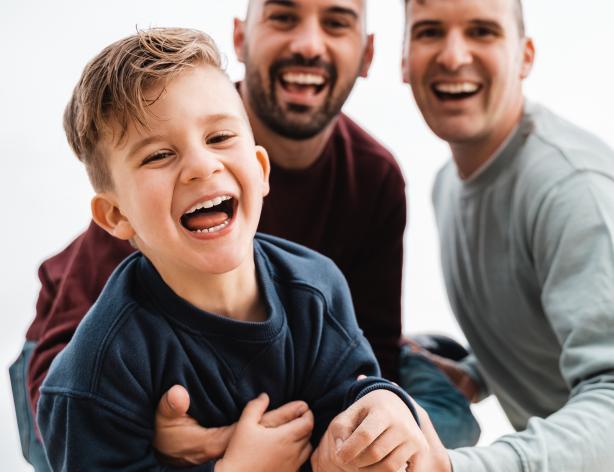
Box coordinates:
[335,410,387,464]
[277,408,314,440]
[260,400,309,427]
[239,393,270,423]
[156,384,190,419]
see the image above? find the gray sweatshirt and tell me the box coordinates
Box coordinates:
[433,102,614,472]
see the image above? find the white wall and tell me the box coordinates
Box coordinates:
[1,1,613,469]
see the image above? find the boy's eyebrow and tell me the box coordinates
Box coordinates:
[128,135,165,159]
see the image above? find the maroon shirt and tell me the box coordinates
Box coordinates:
[26,113,406,414]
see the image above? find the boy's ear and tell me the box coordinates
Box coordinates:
[91,193,135,240]
[233,17,247,64]
[359,34,375,78]
[255,145,270,197]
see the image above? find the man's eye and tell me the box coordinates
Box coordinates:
[269,13,297,27]
[141,150,173,166]
[415,28,443,39]
[469,26,497,38]
[207,132,235,145]
[323,17,351,31]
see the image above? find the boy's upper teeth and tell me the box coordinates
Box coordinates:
[185,195,231,215]
[282,72,325,85]
[435,82,479,94]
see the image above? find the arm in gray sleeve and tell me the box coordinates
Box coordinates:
[451,171,614,472]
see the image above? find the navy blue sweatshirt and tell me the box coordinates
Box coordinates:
[38,234,416,471]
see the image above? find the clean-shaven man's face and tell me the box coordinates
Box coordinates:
[402,0,534,145]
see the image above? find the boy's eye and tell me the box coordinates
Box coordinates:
[141,150,174,166]
[207,132,235,145]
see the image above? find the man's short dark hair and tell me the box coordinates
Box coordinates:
[403,0,526,37]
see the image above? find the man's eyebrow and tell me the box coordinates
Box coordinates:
[411,20,441,33]
[326,5,359,19]
[264,0,296,8]
[469,19,503,31]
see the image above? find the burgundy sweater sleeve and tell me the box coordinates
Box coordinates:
[27,221,135,416]
[346,164,406,382]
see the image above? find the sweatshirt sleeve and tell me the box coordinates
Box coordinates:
[38,390,215,471]
[450,171,614,472]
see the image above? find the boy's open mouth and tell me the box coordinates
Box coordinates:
[180,195,236,233]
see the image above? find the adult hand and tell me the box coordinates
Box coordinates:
[312,389,427,471]
[427,353,480,403]
[154,385,312,466]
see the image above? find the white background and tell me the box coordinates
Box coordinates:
[1,1,613,469]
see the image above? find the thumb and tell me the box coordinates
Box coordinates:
[239,393,270,424]
[157,384,190,419]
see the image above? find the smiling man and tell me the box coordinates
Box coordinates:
[400,0,614,470]
[11,0,477,470]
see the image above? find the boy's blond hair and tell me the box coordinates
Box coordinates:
[64,27,223,191]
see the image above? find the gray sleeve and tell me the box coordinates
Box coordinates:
[451,171,614,472]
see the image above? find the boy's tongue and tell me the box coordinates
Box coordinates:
[184,211,228,231]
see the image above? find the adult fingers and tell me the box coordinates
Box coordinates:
[335,409,387,464]
[156,384,190,419]
[260,400,309,427]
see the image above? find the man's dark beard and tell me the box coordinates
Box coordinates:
[244,54,354,141]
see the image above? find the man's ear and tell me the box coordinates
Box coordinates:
[520,37,535,79]
[91,193,135,241]
[255,145,271,197]
[233,17,247,64]
[359,34,375,78]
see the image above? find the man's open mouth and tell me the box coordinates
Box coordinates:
[278,70,329,96]
[432,82,482,101]
[180,195,236,233]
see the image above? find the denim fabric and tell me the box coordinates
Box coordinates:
[399,346,481,448]
[9,341,51,472]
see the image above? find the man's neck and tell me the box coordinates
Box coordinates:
[239,83,336,170]
[451,103,524,180]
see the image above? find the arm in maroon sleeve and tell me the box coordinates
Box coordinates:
[26,221,135,416]
[347,164,406,382]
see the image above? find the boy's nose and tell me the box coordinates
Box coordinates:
[180,149,224,183]
[436,31,473,71]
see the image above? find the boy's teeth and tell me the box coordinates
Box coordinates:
[435,82,479,94]
[185,195,231,215]
[195,219,230,233]
[282,72,325,85]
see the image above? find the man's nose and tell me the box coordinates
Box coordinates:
[180,148,224,184]
[436,31,472,71]
[288,17,326,59]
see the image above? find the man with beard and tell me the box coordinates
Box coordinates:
[11,0,477,470]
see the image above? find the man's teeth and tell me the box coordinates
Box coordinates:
[185,195,231,215]
[434,82,479,94]
[194,219,230,234]
[282,72,325,86]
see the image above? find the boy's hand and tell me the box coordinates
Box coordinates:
[216,393,314,472]
[154,385,312,466]
[311,389,427,471]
